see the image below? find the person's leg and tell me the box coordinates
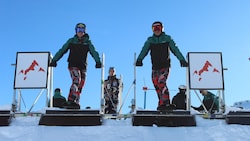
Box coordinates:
[112,94,118,113]
[68,67,85,104]
[78,69,86,93]
[104,100,112,114]
[152,68,170,106]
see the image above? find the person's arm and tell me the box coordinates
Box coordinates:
[51,38,72,63]
[88,38,101,66]
[114,78,120,95]
[168,35,188,67]
[191,103,204,111]
[136,37,151,66]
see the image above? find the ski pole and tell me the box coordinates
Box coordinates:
[104,86,116,110]
[194,90,209,114]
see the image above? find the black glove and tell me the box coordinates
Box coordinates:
[49,61,57,67]
[135,60,143,66]
[95,62,102,68]
[180,60,188,67]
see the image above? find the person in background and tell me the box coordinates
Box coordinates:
[172,85,187,110]
[48,88,66,108]
[104,67,120,114]
[191,90,219,113]
[49,23,102,109]
[135,21,188,111]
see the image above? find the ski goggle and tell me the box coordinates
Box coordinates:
[76,27,85,33]
[152,25,162,32]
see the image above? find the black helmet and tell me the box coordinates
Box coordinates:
[152,21,163,27]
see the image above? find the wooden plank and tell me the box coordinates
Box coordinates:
[39,115,102,126]
[132,110,196,127]
[102,114,132,119]
[45,109,100,114]
[226,111,250,125]
[136,110,191,115]
[0,110,12,126]
[39,109,102,126]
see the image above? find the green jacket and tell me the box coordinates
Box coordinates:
[52,34,101,70]
[48,91,66,107]
[203,91,219,109]
[195,91,219,111]
[137,32,186,69]
[53,91,66,100]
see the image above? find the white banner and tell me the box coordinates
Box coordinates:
[14,52,50,89]
[188,52,224,90]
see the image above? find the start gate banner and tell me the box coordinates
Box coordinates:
[188,52,224,90]
[14,52,50,89]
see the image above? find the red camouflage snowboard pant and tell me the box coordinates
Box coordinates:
[151,68,170,106]
[68,67,86,104]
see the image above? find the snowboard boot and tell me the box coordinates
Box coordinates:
[62,101,80,109]
[157,104,176,112]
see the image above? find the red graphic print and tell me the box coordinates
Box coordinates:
[19,60,45,80]
[193,60,220,81]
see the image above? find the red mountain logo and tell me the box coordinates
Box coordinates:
[18,60,45,80]
[193,60,220,81]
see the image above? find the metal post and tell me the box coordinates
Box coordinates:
[12,89,17,112]
[221,68,228,113]
[132,53,136,112]
[48,56,53,108]
[11,64,17,112]
[118,74,123,114]
[100,53,105,114]
[218,90,224,113]
[186,66,190,110]
[17,89,21,112]
[221,90,225,113]
[144,90,146,109]
[142,86,147,109]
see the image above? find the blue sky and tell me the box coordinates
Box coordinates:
[1,0,250,113]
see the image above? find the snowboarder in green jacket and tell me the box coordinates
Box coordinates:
[49,23,102,109]
[191,90,219,113]
[48,88,66,108]
[136,21,188,111]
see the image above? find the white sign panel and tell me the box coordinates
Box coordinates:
[188,52,224,90]
[14,52,50,89]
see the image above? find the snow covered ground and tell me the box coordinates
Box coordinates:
[1,103,250,141]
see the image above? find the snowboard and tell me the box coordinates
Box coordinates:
[62,102,80,109]
[132,108,196,127]
[39,109,102,126]
[157,104,176,114]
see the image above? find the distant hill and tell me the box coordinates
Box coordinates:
[233,100,250,109]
